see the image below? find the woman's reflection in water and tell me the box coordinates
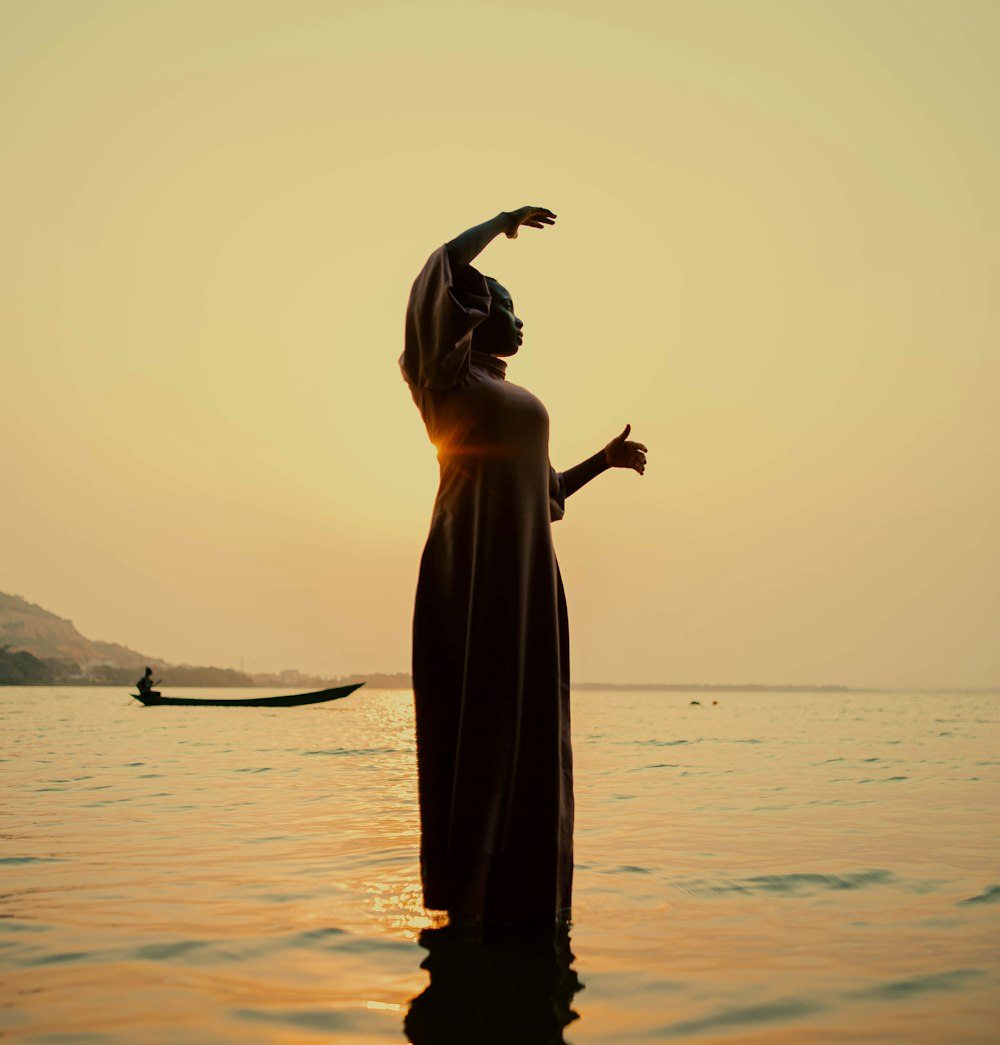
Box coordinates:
[404,923,583,1044]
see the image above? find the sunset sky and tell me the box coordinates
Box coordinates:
[2,0,997,688]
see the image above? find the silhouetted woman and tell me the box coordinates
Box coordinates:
[400,206,646,929]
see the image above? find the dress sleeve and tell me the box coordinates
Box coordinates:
[400,245,492,390]
[549,467,566,522]
[550,451,609,522]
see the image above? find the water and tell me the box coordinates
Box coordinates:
[2,686,998,1043]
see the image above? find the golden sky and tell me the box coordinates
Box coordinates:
[2,0,997,687]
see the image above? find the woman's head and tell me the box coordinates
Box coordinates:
[472,277,523,357]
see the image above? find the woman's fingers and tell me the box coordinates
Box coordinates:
[630,441,647,475]
[605,425,646,473]
[506,207,556,238]
[515,207,556,224]
[605,450,644,472]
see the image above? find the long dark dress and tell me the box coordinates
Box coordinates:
[400,246,574,921]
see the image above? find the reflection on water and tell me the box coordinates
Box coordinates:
[2,687,999,1043]
[405,924,582,1045]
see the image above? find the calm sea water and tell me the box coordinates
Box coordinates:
[2,686,998,1043]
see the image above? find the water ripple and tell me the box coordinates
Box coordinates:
[851,968,985,999]
[674,870,896,897]
[957,884,1000,906]
[657,996,826,1037]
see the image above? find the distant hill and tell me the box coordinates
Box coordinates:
[0,591,159,671]
[0,591,254,685]
[0,591,410,688]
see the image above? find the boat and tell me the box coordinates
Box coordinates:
[131,682,364,707]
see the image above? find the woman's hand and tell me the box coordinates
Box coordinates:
[604,424,648,475]
[446,208,556,269]
[504,206,557,238]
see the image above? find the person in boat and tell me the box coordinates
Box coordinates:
[136,667,161,698]
[400,206,647,932]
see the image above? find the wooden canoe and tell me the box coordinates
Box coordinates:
[131,682,364,707]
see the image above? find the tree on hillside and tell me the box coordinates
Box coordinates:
[0,646,53,685]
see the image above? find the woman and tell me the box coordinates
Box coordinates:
[400,206,647,929]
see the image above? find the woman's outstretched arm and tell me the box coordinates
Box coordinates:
[561,425,648,497]
[446,206,556,270]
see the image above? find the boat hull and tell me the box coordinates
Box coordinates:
[131,683,364,707]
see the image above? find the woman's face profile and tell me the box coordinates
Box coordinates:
[474,279,523,357]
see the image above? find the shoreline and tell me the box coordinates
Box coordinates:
[3,680,997,695]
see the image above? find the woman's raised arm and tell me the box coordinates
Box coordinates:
[446,206,556,270]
